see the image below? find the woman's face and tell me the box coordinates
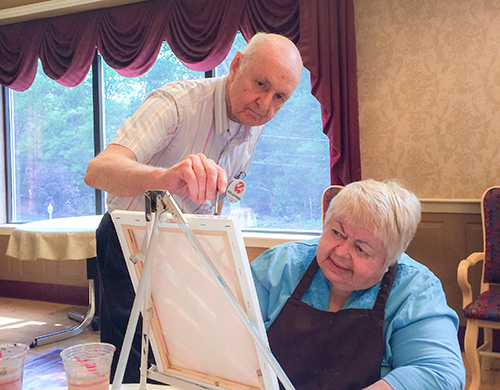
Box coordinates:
[317,216,389,297]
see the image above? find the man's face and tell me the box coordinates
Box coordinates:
[225,50,301,127]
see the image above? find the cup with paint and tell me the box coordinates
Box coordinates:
[61,342,115,390]
[0,343,29,390]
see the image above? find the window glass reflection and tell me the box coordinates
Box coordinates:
[10,62,94,221]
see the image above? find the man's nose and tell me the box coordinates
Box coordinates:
[257,92,273,112]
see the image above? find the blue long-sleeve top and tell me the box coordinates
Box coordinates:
[250,238,466,390]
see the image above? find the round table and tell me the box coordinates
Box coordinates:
[6,215,103,347]
[6,215,101,261]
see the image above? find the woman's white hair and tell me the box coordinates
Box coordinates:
[323,179,421,265]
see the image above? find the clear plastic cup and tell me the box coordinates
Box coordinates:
[0,343,29,390]
[61,342,115,390]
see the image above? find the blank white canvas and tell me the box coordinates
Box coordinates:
[111,210,278,390]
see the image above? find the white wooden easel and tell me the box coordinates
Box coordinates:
[111,190,296,390]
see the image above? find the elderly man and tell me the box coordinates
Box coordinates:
[84,32,303,382]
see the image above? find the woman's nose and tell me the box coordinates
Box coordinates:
[333,240,351,258]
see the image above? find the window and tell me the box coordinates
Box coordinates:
[217,34,329,232]
[103,44,203,144]
[5,34,329,232]
[6,65,95,222]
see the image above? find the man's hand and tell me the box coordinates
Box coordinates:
[85,145,227,205]
[164,153,227,203]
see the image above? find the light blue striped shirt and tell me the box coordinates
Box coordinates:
[108,76,264,213]
[251,238,466,390]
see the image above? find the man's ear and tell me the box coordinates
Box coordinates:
[229,51,243,74]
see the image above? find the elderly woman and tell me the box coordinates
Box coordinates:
[251,179,465,390]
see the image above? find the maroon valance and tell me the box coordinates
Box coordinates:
[0,0,360,185]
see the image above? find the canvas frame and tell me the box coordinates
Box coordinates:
[111,208,278,390]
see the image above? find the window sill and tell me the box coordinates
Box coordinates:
[242,231,319,248]
[0,224,21,235]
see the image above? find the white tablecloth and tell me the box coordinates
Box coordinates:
[6,215,102,261]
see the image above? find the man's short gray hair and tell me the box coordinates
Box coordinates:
[240,32,269,60]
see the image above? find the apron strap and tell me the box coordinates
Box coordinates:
[291,257,319,300]
[373,262,398,312]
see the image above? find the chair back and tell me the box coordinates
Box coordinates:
[321,185,344,224]
[482,186,500,284]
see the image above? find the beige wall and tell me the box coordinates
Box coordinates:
[355,0,500,199]
[351,0,498,322]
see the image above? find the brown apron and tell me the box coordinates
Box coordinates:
[267,257,397,390]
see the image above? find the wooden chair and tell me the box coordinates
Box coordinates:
[321,185,344,223]
[458,186,500,390]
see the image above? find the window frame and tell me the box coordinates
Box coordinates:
[92,52,106,216]
[3,86,15,223]
[1,54,224,222]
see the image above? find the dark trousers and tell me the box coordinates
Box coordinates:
[96,212,155,383]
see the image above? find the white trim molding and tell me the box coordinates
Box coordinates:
[420,198,480,215]
[0,0,147,25]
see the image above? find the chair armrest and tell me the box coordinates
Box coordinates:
[457,252,484,309]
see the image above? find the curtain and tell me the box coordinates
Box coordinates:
[299,0,361,184]
[0,0,360,185]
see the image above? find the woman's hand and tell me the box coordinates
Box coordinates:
[363,379,394,390]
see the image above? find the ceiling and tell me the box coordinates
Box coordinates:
[0,0,148,25]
